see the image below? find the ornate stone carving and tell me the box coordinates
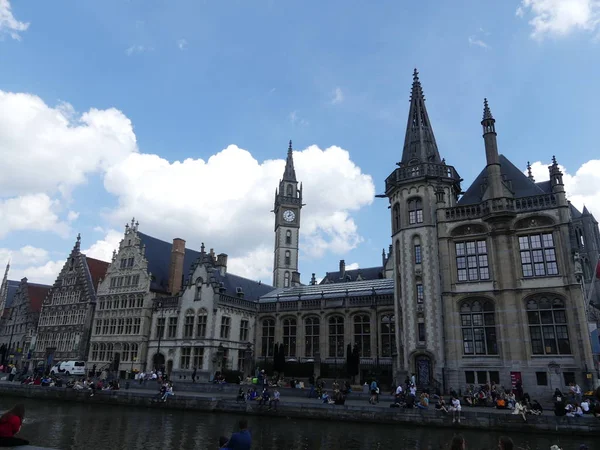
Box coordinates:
[514,215,554,230]
[450,223,487,237]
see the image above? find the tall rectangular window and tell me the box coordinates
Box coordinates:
[456,240,490,282]
[418,323,426,342]
[133,318,141,334]
[408,199,423,225]
[184,313,194,338]
[193,347,204,369]
[197,314,207,338]
[416,284,424,303]
[156,317,165,339]
[305,317,320,357]
[527,296,571,355]
[168,317,178,338]
[220,316,231,339]
[180,347,191,369]
[262,319,275,357]
[239,320,249,342]
[519,233,558,277]
[414,245,422,264]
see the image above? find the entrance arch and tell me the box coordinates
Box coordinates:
[153,352,165,370]
[414,354,431,387]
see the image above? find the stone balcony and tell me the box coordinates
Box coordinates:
[385,162,460,194]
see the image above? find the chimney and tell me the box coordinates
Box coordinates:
[291,271,301,287]
[339,260,346,280]
[310,273,316,285]
[216,253,228,276]
[168,238,186,295]
[209,248,215,263]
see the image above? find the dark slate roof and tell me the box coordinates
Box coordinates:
[458,154,546,205]
[260,278,394,302]
[4,280,19,309]
[569,203,583,219]
[85,257,110,291]
[320,266,385,284]
[535,180,552,194]
[138,232,201,293]
[211,269,274,301]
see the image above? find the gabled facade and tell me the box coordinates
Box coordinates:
[34,234,109,367]
[147,246,273,381]
[0,277,50,369]
[87,220,201,377]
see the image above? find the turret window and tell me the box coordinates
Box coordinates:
[414,244,422,264]
[285,230,292,245]
[285,250,291,266]
[518,233,558,277]
[284,271,290,288]
[456,240,490,282]
[286,185,293,196]
[393,204,400,232]
[408,199,423,224]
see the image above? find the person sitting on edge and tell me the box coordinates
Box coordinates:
[498,436,514,450]
[219,436,231,449]
[227,419,251,450]
[0,404,29,447]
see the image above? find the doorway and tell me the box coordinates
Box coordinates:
[415,355,431,387]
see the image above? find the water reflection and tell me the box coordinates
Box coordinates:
[2,397,599,449]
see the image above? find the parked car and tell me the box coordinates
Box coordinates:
[49,361,86,376]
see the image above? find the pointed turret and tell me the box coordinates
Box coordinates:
[583,205,591,216]
[481,98,508,201]
[400,69,442,166]
[0,260,10,312]
[527,161,535,182]
[282,140,297,182]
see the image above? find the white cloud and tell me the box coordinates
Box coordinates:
[0,245,49,267]
[289,111,309,126]
[82,229,122,262]
[20,259,65,285]
[0,244,62,285]
[228,246,273,281]
[330,87,344,104]
[0,90,137,237]
[528,159,600,218]
[0,194,69,238]
[177,38,187,50]
[0,0,29,41]
[67,211,79,222]
[102,144,375,280]
[125,45,153,55]
[468,36,489,49]
[346,262,359,271]
[517,0,600,39]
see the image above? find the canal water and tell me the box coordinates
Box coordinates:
[1,398,598,450]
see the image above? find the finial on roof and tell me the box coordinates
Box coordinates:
[552,155,557,165]
[527,161,535,182]
[201,242,205,253]
[288,140,293,152]
[483,98,494,121]
[282,139,297,182]
[413,68,419,81]
[131,217,135,228]
[112,249,117,261]
[77,233,81,242]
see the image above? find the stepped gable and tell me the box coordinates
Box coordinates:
[211,269,274,301]
[260,278,393,302]
[27,283,51,313]
[458,154,546,205]
[84,257,110,291]
[138,232,201,293]
[320,266,384,284]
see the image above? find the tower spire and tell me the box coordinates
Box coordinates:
[282,140,297,182]
[0,260,10,313]
[400,69,442,166]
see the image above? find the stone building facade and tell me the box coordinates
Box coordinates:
[33,235,109,367]
[383,70,596,396]
[0,277,50,369]
[147,247,272,381]
[87,220,200,377]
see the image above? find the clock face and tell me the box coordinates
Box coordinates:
[283,210,296,222]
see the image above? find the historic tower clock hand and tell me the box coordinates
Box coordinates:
[283,210,296,222]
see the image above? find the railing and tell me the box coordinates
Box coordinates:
[152,296,180,309]
[385,162,460,192]
[258,294,394,313]
[217,294,258,311]
[444,193,558,222]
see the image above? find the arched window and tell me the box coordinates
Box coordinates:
[526,295,571,355]
[286,184,293,196]
[286,230,292,245]
[91,343,98,361]
[283,318,297,357]
[460,299,498,355]
[393,203,400,232]
[305,317,320,357]
[285,250,291,266]
[328,316,344,357]
[284,271,290,288]
[381,314,396,357]
[353,314,371,357]
[408,198,423,224]
[184,309,195,338]
[196,310,207,338]
[122,343,130,362]
[262,318,275,357]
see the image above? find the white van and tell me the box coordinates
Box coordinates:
[50,361,86,376]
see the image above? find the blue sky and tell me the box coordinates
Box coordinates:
[1,0,600,285]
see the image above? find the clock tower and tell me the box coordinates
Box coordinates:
[273,140,303,288]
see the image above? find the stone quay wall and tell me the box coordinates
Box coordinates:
[0,384,598,437]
